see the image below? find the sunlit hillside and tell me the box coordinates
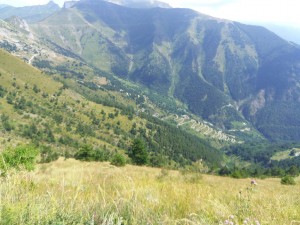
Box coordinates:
[0,48,138,153]
[1,158,299,224]
[1,1,300,224]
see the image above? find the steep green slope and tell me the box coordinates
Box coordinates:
[0,16,242,147]
[0,48,222,167]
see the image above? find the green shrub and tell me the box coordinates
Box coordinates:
[286,165,299,177]
[281,176,296,185]
[74,145,95,161]
[40,146,59,163]
[94,148,110,162]
[1,114,13,131]
[110,153,126,167]
[0,145,39,175]
[231,170,243,179]
[75,145,111,162]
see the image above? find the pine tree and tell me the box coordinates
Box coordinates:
[129,139,149,165]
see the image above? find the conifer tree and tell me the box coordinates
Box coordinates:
[129,139,148,165]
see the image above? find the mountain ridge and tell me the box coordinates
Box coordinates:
[105,0,171,8]
[2,0,300,141]
[0,1,60,23]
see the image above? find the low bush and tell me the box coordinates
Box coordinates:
[281,176,296,185]
[0,145,39,175]
[110,153,126,167]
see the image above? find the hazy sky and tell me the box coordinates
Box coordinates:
[1,0,300,27]
[172,0,300,27]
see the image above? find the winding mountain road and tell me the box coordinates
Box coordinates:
[28,54,37,65]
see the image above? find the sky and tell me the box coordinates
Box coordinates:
[169,0,300,28]
[1,0,300,28]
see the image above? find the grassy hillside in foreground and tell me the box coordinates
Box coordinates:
[0,158,299,224]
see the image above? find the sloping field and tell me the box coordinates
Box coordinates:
[0,158,299,224]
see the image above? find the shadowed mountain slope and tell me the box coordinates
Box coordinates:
[5,0,300,141]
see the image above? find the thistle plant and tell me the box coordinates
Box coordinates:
[223,180,260,225]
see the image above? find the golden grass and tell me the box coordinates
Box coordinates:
[0,158,299,224]
[0,49,62,95]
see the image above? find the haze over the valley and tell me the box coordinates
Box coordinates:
[1,0,299,44]
[1,0,299,26]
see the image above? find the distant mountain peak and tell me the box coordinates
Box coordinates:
[47,0,60,6]
[0,4,9,9]
[63,1,79,9]
[106,0,171,8]
[73,0,171,8]
[0,1,60,23]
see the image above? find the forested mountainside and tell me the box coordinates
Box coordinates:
[24,0,300,141]
[1,0,300,173]
[0,48,223,167]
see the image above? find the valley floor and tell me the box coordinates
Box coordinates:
[0,158,300,224]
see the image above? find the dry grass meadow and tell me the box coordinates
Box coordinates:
[0,158,300,225]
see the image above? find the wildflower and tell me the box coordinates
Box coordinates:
[251,180,257,185]
[229,215,234,219]
[243,218,250,224]
[254,219,260,225]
